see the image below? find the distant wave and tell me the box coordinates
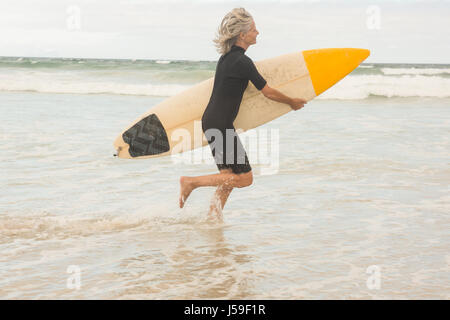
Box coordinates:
[318,75,450,100]
[381,68,450,75]
[0,79,190,96]
[1,74,448,99]
[1,57,449,99]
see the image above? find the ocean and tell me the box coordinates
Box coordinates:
[1,56,449,299]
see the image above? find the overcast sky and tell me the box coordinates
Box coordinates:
[0,0,449,63]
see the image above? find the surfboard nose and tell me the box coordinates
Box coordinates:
[303,48,370,96]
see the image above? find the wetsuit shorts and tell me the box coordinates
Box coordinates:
[202,125,251,174]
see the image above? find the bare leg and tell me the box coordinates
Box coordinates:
[179,169,251,208]
[208,184,234,219]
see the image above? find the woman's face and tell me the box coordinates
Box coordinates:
[241,20,259,45]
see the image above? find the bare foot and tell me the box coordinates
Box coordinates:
[179,176,195,208]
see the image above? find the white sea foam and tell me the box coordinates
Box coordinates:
[0,76,189,96]
[381,67,450,75]
[318,74,450,99]
[0,66,449,99]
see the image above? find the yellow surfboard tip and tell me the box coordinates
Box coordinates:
[303,48,371,96]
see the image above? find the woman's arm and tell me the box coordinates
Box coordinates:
[261,84,307,111]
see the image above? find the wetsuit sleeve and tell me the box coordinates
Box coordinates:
[237,55,267,90]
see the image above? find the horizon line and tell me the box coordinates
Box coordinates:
[1,55,449,66]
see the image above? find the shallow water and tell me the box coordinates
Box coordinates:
[1,91,449,299]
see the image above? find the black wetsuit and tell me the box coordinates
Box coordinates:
[201,44,267,174]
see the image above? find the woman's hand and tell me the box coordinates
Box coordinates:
[262,85,308,111]
[290,98,307,111]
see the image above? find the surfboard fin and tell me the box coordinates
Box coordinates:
[113,146,123,157]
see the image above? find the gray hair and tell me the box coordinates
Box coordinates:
[213,8,253,55]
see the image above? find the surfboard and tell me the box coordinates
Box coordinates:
[113,48,370,159]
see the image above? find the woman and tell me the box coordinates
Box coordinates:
[179,8,307,216]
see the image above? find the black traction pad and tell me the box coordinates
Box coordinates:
[122,114,170,157]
